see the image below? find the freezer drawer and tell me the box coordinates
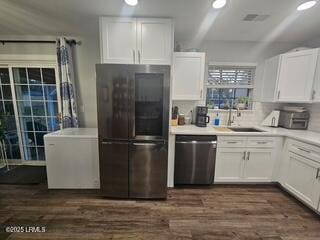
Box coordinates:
[99,142,129,198]
[129,141,168,199]
[175,135,217,185]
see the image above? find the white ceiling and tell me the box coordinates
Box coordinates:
[0,0,320,44]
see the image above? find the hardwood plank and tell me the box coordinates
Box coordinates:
[0,184,319,240]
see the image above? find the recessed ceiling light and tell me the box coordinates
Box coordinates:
[125,0,138,6]
[297,1,317,11]
[212,0,227,9]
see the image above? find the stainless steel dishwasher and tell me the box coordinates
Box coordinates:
[174,135,217,185]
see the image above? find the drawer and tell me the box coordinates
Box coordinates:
[218,136,247,148]
[288,139,320,164]
[247,137,275,148]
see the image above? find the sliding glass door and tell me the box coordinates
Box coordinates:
[0,65,60,163]
[0,68,21,162]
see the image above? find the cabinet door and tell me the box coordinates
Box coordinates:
[100,17,137,64]
[215,148,246,183]
[277,49,318,102]
[172,52,205,100]
[312,51,320,102]
[137,18,173,65]
[243,148,275,182]
[283,152,320,209]
[261,56,281,102]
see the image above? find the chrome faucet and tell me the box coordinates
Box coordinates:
[227,99,234,126]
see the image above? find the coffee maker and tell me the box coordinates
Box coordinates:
[195,106,210,127]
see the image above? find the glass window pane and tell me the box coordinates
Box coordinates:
[47,117,60,131]
[22,132,36,146]
[35,132,46,146]
[24,146,37,160]
[0,68,10,84]
[2,85,12,100]
[20,117,34,132]
[44,86,57,101]
[34,117,47,132]
[46,101,58,116]
[135,73,163,136]
[28,68,42,84]
[4,101,14,115]
[30,85,44,100]
[15,85,30,100]
[42,68,56,84]
[18,101,32,116]
[13,68,28,84]
[32,101,46,116]
[37,147,45,160]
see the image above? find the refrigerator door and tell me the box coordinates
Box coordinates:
[129,141,168,199]
[128,65,170,141]
[100,141,129,198]
[96,64,129,140]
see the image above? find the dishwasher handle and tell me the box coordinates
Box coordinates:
[176,140,217,147]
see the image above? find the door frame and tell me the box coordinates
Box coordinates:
[0,54,60,165]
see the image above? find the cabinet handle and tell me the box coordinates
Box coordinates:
[242,151,246,160]
[200,89,203,98]
[257,141,268,144]
[296,147,311,154]
[277,91,280,99]
[316,168,320,179]
[312,90,316,100]
[133,50,135,63]
[138,50,141,64]
[227,141,238,144]
[247,151,250,161]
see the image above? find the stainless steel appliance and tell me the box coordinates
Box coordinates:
[278,110,310,129]
[195,106,210,127]
[96,64,170,199]
[174,135,217,185]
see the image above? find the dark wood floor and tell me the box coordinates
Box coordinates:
[0,184,319,240]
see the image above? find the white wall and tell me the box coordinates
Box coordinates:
[0,34,100,128]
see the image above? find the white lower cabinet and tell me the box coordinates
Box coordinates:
[243,148,275,182]
[215,137,276,183]
[282,150,320,210]
[215,149,245,182]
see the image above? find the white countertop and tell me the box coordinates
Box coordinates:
[44,128,98,138]
[170,125,320,146]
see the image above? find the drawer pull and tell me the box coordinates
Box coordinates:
[256,141,268,144]
[227,141,238,144]
[296,147,311,154]
[247,151,250,161]
[316,168,320,180]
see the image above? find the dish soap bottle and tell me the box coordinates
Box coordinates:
[214,113,220,126]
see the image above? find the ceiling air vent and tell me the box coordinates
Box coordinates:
[243,14,270,22]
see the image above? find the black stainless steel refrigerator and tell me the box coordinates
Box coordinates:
[96,64,170,199]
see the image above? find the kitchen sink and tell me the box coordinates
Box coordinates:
[228,127,265,132]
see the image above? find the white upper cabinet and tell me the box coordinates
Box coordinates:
[100,17,173,65]
[137,18,173,65]
[312,51,320,102]
[277,49,318,102]
[261,48,319,103]
[100,17,137,64]
[172,52,206,100]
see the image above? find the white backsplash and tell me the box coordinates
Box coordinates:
[172,101,320,133]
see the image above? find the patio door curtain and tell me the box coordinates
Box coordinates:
[56,37,79,128]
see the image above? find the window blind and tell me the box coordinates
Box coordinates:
[207,65,255,88]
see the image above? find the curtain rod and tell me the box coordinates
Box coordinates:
[0,39,81,45]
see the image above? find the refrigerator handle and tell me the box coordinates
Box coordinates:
[129,75,136,139]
